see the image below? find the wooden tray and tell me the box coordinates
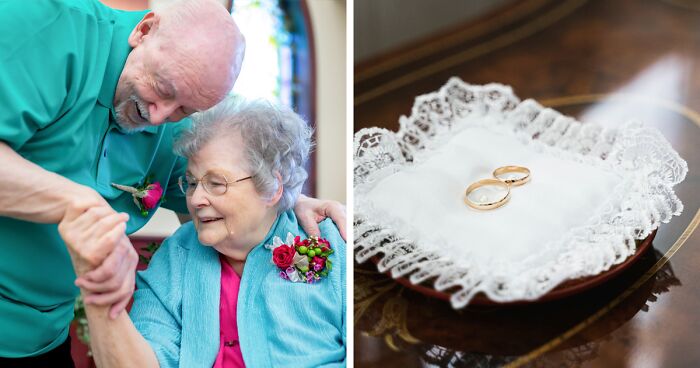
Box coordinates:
[374,230,656,306]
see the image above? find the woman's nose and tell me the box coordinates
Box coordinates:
[189,184,210,208]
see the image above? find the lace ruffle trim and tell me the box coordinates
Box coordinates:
[354,77,688,308]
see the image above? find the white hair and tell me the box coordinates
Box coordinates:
[175,97,313,212]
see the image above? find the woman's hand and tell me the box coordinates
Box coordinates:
[294,194,347,241]
[77,235,139,318]
[58,203,139,318]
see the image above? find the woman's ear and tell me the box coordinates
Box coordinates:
[267,172,284,207]
[128,12,159,47]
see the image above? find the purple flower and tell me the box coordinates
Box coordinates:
[306,271,316,283]
[280,271,289,280]
[285,266,301,282]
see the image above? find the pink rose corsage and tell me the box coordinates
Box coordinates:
[267,233,333,283]
[111,176,163,217]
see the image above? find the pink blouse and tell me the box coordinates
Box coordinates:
[212,255,246,368]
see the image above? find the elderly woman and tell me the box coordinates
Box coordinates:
[61,98,346,367]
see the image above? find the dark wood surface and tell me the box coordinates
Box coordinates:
[354,0,700,366]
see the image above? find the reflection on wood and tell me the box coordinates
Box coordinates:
[508,208,700,367]
[355,246,680,367]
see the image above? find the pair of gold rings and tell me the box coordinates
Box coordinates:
[464,166,531,210]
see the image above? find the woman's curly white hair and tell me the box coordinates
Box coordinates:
[174,96,313,212]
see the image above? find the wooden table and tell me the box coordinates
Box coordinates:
[354,0,700,366]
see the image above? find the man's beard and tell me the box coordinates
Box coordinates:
[114,95,151,133]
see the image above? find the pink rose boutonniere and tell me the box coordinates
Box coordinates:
[112,176,164,217]
[267,233,334,283]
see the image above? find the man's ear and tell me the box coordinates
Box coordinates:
[128,12,159,47]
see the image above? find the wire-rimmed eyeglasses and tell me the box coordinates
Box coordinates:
[177,172,252,196]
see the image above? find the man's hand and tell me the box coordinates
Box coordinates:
[59,205,126,269]
[294,194,346,241]
[58,203,138,318]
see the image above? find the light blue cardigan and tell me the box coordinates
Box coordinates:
[130,210,346,367]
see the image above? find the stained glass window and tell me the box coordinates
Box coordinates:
[230,0,293,106]
[229,0,315,195]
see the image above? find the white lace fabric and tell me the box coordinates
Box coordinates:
[354,78,688,309]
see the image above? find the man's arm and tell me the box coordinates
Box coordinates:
[0,142,141,316]
[0,141,108,224]
[0,13,107,224]
[0,143,140,302]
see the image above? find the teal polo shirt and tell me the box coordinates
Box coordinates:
[0,0,189,357]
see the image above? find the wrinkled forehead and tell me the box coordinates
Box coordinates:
[146,47,234,110]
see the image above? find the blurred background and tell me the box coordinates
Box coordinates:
[355,0,511,64]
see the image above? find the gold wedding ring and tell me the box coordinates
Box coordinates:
[493,165,531,186]
[464,178,511,210]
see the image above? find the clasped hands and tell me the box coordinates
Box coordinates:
[58,201,138,319]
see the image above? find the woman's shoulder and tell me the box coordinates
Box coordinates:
[318,218,345,249]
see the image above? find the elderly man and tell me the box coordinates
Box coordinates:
[0,0,345,365]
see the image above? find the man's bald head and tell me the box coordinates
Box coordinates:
[154,0,246,87]
[113,0,246,132]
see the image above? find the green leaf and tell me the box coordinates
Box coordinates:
[144,242,161,253]
[139,241,162,266]
[138,255,150,265]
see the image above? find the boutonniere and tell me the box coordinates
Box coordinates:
[111,176,163,217]
[266,233,334,283]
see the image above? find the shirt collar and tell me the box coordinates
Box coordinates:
[98,9,158,135]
